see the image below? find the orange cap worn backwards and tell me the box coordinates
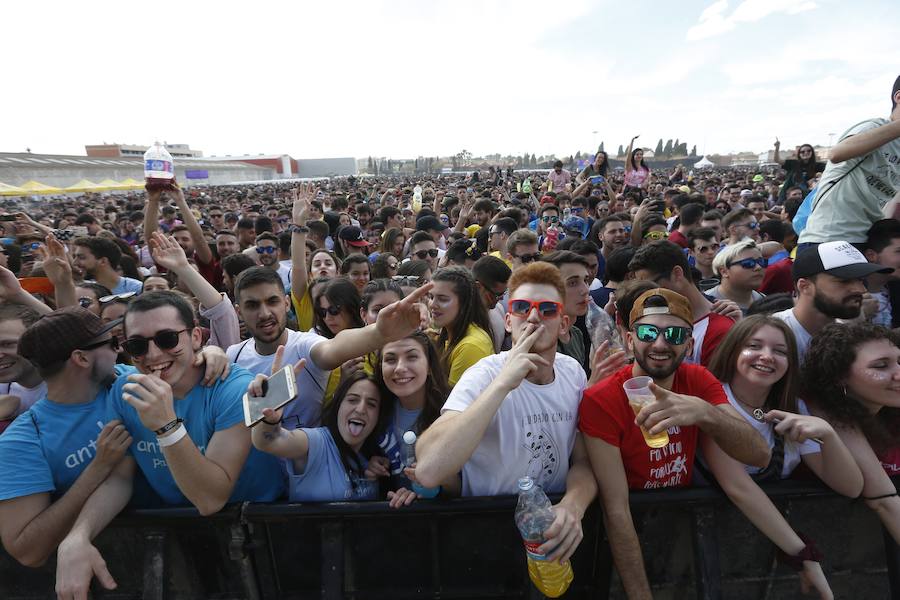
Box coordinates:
[629,288,693,328]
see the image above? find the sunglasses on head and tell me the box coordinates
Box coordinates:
[316,304,343,318]
[123,329,188,357]
[728,257,768,269]
[633,323,692,345]
[256,246,277,254]
[414,248,439,259]
[99,291,137,304]
[79,335,120,352]
[508,299,563,319]
[391,275,421,287]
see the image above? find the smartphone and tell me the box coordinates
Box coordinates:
[0,215,16,222]
[589,175,606,185]
[67,226,89,237]
[242,365,298,427]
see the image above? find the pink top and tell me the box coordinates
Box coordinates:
[623,166,649,188]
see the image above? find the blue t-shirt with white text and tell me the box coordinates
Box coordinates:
[106,365,285,505]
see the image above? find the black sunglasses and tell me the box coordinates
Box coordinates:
[79,335,120,352]
[414,248,439,259]
[316,305,343,318]
[123,329,188,357]
[514,252,542,264]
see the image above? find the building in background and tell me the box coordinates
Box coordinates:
[85,143,203,158]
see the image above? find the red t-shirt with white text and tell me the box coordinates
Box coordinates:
[579,363,728,490]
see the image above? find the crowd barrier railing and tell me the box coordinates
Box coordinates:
[2,477,897,599]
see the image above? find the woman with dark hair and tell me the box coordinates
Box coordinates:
[704,316,862,598]
[623,135,651,194]
[381,228,406,260]
[117,254,143,282]
[430,266,493,387]
[341,254,371,293]
[370,253,399,280]
[315,277,364,340]
[360,279,404,326]
[316,277,366,405]
[250,370,388,501]
[292,248,341,332]
[774,139,825,202]
[576,150,610,185]
[803,322,900,544]
[373,331,459,507]
[75,282,112,316]
[396,260,432,296]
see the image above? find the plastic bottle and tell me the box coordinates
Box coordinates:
[543,225,559,252]
[412,185,423,213]
[402,431,440,498]
[515,476,573,598]
[522,179,533,195]
[143,142,176,192]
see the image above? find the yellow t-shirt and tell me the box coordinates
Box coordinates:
[446,324,494,387]
[291,289,315,332]
[488,250,512,268]
[465,224,481,238]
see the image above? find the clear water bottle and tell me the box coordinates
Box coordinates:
[412,186,423,213]
[143,142,176,192]
[515,476,574,598]
[402,431,440,498]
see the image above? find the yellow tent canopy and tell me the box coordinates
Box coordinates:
[95,179,128,191]
[118,178,145,190]
[17,181,63,195]
[0,182,27,197]
[63,179,103,193]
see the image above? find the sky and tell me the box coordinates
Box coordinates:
[2,0,898,161]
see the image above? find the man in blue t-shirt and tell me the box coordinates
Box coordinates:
[0,308,131,569]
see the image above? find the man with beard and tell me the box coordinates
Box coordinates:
[72,237,143,295]
[774,241,892,363]
[254,232,291,290]
[229,265,433,429]
[579,288,770,599]
[0,308,131,568]
[593,216,631,282]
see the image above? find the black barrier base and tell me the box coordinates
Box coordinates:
[1,479,896,599]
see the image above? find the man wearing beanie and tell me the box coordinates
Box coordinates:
[579,288,770,598]
[800,75,900,246]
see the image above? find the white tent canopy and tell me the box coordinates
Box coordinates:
[694,156,714,169]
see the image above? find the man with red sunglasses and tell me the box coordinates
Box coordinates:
[579,287,770,598]
[417,262,597,566]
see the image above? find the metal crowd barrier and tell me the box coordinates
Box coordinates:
[1,478,897,599]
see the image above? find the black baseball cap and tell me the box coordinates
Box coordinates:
[792,241,893,281]
[416,215,448,232]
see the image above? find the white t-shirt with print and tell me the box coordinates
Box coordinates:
[801,118,900,244]
[442,352,586,497]
[723,384,820,479]
[226,329,329,428]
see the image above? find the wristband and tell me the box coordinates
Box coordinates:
[154,418,183,436]
[291,224,309,234]
[157,423,188,448]
[776,533,822,571]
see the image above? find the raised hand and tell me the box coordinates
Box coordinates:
[375,282,435,343]
[149,232,189,272]
[292,182,316,226]
[0,265,25,302]
[42,234,73,287]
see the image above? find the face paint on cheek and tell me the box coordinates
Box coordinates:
[863,369,891,383]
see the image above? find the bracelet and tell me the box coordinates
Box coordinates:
[291,224,309,234]
[776,533,823,571]
[154,418,183,436]
[157,423,188,448]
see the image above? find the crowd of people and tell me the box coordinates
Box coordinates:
[0,77,898,600]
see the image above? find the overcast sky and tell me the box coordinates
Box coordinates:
[3,0,898,160]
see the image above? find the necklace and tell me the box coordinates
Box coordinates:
[731,387,766,421]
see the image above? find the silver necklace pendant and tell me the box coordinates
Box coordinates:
[752,408,765,421]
